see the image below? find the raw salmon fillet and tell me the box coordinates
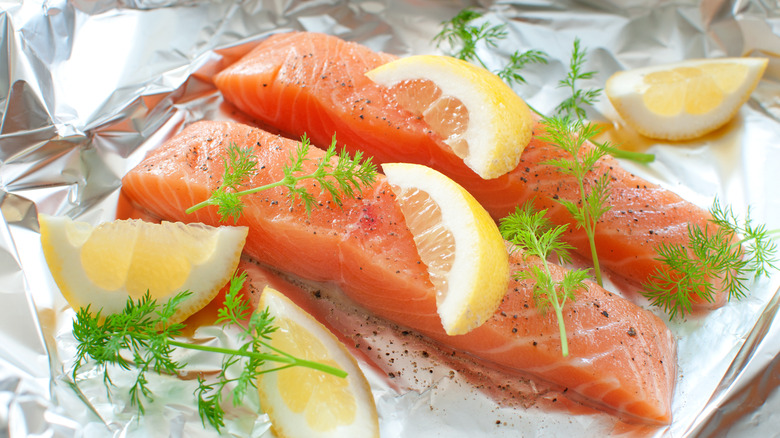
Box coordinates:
[214,31,724,309]
[121,120,676,424]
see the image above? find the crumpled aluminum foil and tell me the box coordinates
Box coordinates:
[1,0,779,436]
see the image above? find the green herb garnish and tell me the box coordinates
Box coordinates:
[643,199,779,319]
[500,202,590,357]
[434,7,777,318]
[539,115,613,287]
[433,8,505,68]
[71,271,346,431]
[433,8,548,86]
[72,133,375,430]
[498,49,549,86]
[555,37,602,120]
[435,8,652,165]
[186,134,377,222]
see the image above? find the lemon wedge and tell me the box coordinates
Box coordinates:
[39,214,247,323]
[366,55,532,179]
[382,163,509,335]
[606,57,768,140]
[256,287,379,438]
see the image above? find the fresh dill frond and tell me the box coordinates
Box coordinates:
[499,202,589,357]
[285,135,378,215]
[222,144,259,190]
[710,200,779,278]
[195,271,280,430]
[552,38,655,163]
[500,201,575,264]
[71,291,192,414]
[433,9,656,165]
[498,49,549,86]
[70,272,347,432]
[539,115,613,286]
[433,8,506,68]
[183,142,258,223]
[434,8,548,84]
[186,134,378,221]
[643,200,779,319]
[556,37,602,119]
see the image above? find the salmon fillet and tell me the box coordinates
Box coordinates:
[213,31,724,309]
[121,120,676,424]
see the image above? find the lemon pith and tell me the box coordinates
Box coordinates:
[366,54,532,179]
[381,163,509,335]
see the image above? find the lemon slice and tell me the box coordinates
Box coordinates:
[606,57,768,140]
[39,214,248,323]
[366,55,533,179]
[256,287,379,438]
[381,163,509,335]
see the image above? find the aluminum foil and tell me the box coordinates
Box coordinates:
[1,0,779,436]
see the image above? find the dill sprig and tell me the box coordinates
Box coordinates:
[498,49,549,86]
[71,290,188,413]
[433,9,651,288]
[643,200,779,319]
[550,38,655,163]
[434,9,652,165]
[539,115,613,286]
[433,8,548,86]
[500,202,590,357]
[186,134,377,222]
[556,37,602,120]
[433,8,505,68]
[71,272,347,432]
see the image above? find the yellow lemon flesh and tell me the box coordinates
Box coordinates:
[366,54,533,179]
[256,287,379,438]
[382,163,509,335]
[606,57,768,140]
[39,214,247,323]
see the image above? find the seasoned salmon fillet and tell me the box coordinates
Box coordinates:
[214,31,724,309]
[121,120,676,424]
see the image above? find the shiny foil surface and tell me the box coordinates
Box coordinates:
[1,0,779,436]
